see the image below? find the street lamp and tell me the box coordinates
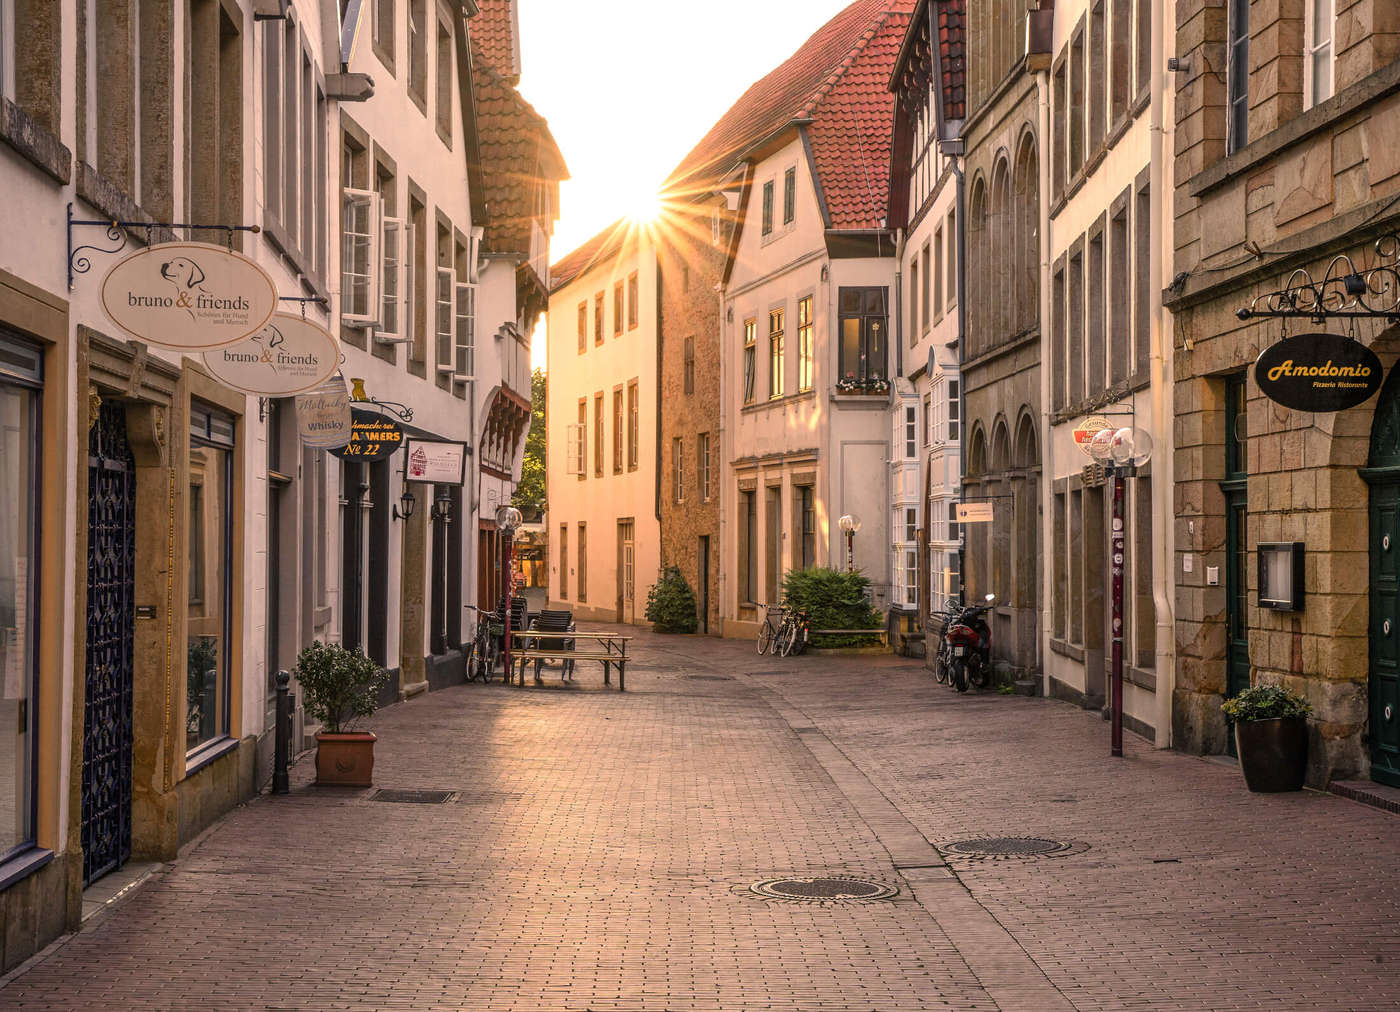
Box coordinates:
[496,505,523,684]
[838,514,862,573]
[1087,426,1153,757]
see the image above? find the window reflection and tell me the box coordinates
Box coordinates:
[0,378,37,856]
[187,416,233,754]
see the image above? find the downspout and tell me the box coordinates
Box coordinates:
[951,156,967,608]
[1036,64,1053,692]
[894,228,905,377]
[1150,0,1176,748]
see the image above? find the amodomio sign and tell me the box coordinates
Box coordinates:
[1254,333,1383,412]
[101,241,277,350]
[202,313,340,396]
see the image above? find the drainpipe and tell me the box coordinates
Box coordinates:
[951,156,967,608]
[894,227,905,377]
[1036,65,1053,692]
[1150,0,1177,749]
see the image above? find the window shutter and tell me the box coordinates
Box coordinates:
[374,217,410,343]
[435,267,456,375]
[341,188,381,325]
[454,281,476,381]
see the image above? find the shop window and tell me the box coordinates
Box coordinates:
[187,404,235,757]
[0,335,41,861]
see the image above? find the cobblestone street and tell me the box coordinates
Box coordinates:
[3,631,1398,1011]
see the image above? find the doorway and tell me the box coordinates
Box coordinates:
[698,535,711,634]
[1366,366,1400,786]
[1222,374,1249,756]
[617,520,635,624]
[83,402,135,886]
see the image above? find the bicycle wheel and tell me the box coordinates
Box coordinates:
[756,620,774,655]
[933,648,950,684]
[779,619,799,657]
[952,659,968,693]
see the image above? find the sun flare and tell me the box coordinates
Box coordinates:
[627,191,662,225]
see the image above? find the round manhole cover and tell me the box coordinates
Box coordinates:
[750,877,898,901]
[943,837,1087,859]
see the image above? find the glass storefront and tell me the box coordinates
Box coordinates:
[187,404,234,756]
[0,334,40,859]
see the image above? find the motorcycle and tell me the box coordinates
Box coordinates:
[935,593,995,692]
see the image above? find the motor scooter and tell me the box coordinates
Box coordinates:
[936,593,995,692]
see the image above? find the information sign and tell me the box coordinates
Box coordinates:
[404,438,469,485]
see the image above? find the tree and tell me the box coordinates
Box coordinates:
[512,368,546,521]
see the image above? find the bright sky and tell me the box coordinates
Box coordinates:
[517,0,855,369]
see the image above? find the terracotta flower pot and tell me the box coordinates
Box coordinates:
[315,731,376,787]
[1234,716,1308,792]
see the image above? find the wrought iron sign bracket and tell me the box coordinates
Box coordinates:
[1236,232,1400,324]
[347,379,414,424]
[67,202,260,290]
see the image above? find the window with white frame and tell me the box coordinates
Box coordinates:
[698,431,712,501]
[341,187,381,324]
[922,392,932,447]
[948,501,960,543]
[435,266,455,375]
[904,405,917,458]
[905,507,917,543]
[1306,0,1334,109]
[946,379,960,442]
[454,277,476,381]
[377,215,410,343]
[672,437,684,503]
[905,549,918,606]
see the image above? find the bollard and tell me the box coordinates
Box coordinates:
[273,670,290,795]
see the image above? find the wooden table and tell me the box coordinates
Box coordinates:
[509,630,632,691]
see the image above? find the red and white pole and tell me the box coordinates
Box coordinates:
[1110,471,1125,757]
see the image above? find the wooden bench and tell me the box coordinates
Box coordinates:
[509,630,632,691]
[810,628,889,647]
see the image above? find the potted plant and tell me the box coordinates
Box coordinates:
[1221,684,1312,792]
[295,641,390,787]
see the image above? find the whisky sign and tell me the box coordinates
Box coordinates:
[201,313,339,396]
[1254,333,1382,412]
[329,408,405,461]
[100,241,277,350]
[295,372,353,449]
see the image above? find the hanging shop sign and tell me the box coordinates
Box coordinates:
[295,372,353,449]
[404,438,469,485]
[330,408,405,461]
[100,241,278,350]
[200,313,339,396]
[1254,333,1383,412]
[1073,415,1113,455]
[955,501,994,524]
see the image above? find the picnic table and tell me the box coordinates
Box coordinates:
[509,629,632,691]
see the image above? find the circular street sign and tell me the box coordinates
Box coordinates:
[100,241,278,350]
[1254,332,1383,412]
[1073,415,1113,456]
[201,313,340,396]
[329,408,405,461]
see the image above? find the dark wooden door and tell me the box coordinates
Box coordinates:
[1223,486,1250,756]
[1369,479,1400,786]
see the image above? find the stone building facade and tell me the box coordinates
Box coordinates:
[656,199,729,634]
[1166,0,1400,784]
[958,0,1050,673]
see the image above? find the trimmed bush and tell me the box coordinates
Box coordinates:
[782,567,883,648]
[645,565,699,633]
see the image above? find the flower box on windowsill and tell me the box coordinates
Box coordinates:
[834,377,891,397]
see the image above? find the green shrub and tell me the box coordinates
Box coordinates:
[295,641,389,734]
[645,566,699,633]
[1221,683,1312,723]
[781,567,883,648]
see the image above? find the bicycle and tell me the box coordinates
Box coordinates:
[928,608,960,685]
[465,604,502,683]
[778,608,809,657]
[755,603,787,655]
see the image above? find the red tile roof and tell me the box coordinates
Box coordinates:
[471,0,520,84]
[935,0,966,123]
[665,0,915,231]
[548,219,630,292]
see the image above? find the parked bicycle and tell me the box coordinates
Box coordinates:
[933,594,996,692]
[465,604,502,683]
[755,603,788,655]
[778,608,810,657]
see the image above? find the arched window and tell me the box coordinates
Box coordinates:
[1013,132,1040,336]
[968,176,988,358]
[990,157,1011,342]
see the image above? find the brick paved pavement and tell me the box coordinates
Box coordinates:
[2,630,1397,1010]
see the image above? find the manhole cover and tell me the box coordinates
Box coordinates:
[750,877,898,901]
[942,837,1087,859]
[684,675,732,682]
[370,789,456,804]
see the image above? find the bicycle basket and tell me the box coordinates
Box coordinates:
[488,620,505,637]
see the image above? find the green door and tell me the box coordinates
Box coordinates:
[1223,486,1250,756]
[1368,478,1400,787]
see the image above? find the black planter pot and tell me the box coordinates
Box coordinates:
[1234,716,1308,792]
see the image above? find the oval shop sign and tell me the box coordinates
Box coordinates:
[329,408,405,461]
[101,241,278,351]
[202,313,340,396]
[1254,333,1383,412]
